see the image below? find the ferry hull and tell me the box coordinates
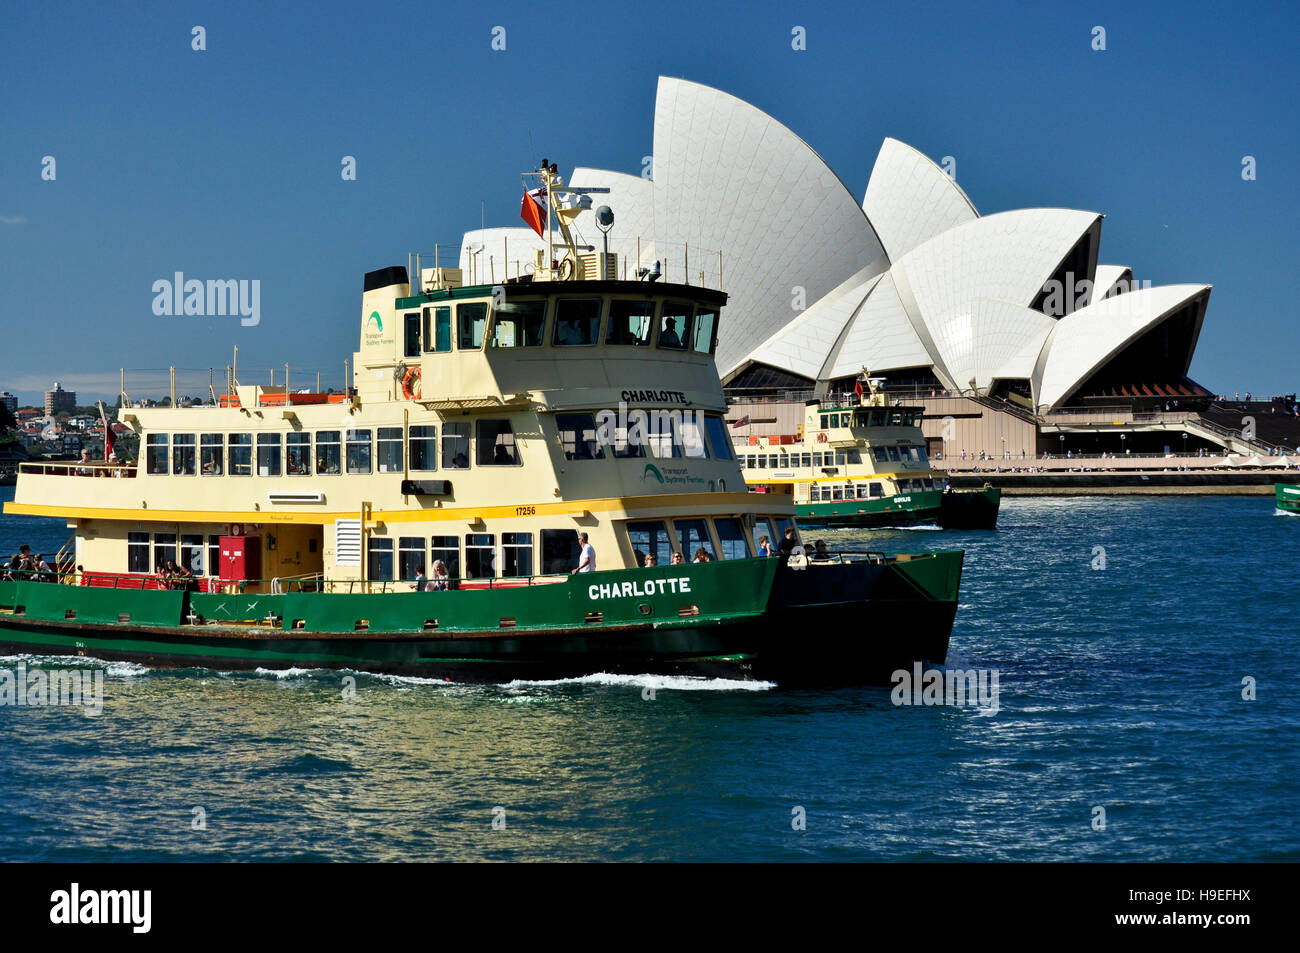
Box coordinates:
[938,487,1001,529]
[793,487,1000,530]
[1277,483,1300,514]
[0,554,961,686]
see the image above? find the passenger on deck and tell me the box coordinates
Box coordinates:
[287,452,302,474]
[572,533,596,574]
[643,551,657,567]
[76,449,93,476]
[758,535,773,557]
[414,564,429,591]
[810,540,833,563]
[692,548,713,562]
[430,561,451,591]
[670,551,684,565]
[776,527,798,563]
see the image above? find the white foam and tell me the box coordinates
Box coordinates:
[1275,508,1300,518]
[498,672,775,692]
[251,666,331,679]
[0,653,148,677]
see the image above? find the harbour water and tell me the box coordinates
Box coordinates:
[1,487,1296,861]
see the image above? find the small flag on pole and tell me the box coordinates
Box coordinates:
[730,415,750,429]
[99,401,116,461]
[520,187,546,237]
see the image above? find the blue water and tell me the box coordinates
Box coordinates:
[1,486,1296,861]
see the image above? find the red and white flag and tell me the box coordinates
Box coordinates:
[99,401,116,461]
[520,186,547,237]
[730,415,750,429]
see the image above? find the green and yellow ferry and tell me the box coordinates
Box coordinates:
[735,379,1000,530]
[1276,483,1300,515]
[1,166,963,685]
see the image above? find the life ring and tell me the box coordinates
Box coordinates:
[817,432,828,443]
[398,364,422,400]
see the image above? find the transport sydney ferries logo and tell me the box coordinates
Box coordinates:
[363,310,393,347]
[641,463,705,487]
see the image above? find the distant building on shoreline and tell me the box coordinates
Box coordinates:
[45,382,76,416]
[1,391,16,415]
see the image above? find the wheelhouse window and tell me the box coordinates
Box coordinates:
[552,297,601,346]
[476,419,519,466]
[228,433,252,476]
[172,434,196,475]
[703,415,734,460]
[146,434,169,474]
[601,413,646,459]
[691,308,718,354]
[316,431,341,474]
[502,532,533,577]
[443,423,470,469]
[457,302,488,349]
[287,432,311,475]
[257,433,281,476]
[657,302,692,350]
[626,520,673,567]
[127,532,150,573]
[680,415,707,458]
[491,298,546,347]
[398,537,424,582]
[645,413,683,458]
[465,534,496,578]
[540,529,580,574]
[431,535,460,581]
[752,516,780,553]
[674,519,713,561]
[887,447,901,462]
[713,518,749,560]
[424,306,452,353]
[873,446,888,463]
[200,434,223,475]
[409,425,437,470]
[377,427,403,473]
[606,299,654,346]
[346,429,372,474]
[368,538,394,582]
[403,311,421,357]
[557,413,604,460]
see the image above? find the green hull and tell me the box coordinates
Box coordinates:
[0,554,963,685]
[796,489,944,529]
[1276,483,1300,514]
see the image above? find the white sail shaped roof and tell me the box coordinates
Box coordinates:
[1090,264,1134,304]
[863,138,978,261]
[938,299,1056,394]
[827,271,933,379]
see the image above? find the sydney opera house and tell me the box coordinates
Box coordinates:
[456,78,1274,458]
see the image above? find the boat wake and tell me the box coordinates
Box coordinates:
[498,672,775,692]
[0,653,149,678]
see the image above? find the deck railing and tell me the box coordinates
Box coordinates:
[17,462,138,478]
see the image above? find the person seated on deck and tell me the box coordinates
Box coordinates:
[34,554,55,582]
[810,540,833,563]
[155,561,172,589]
[757,535,773,557]
[430,560,450,591]
[643,551,657,568]
[287,452,302,474]
[692,548,713,563]
[414,564,429,592]
[75,449,93,476]
[670,551,684,566]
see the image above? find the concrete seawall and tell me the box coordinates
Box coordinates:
[950,471,1291,496]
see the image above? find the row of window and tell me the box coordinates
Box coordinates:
[405,297,719,358]
[127,532,218,575]
[817,409,920,429]
[142,421,520,476]
[626,515,793,566]
[806,478,945,502]
[557,413,734,462]
[368,532,560,582]
[739,445,927,470]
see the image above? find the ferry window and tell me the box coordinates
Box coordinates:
[443,423,470,469]
[873,446,888,463]
[646,413,683,458]
[856,484,871,499]
[681,416,708,458]
[172,434,196,475]
[200,434,223,475]
[377,427,403,473]
[398,537,425,582]
[316,431,341,474]
[603,415,646,459]
[457,302,488,349]
[778,453,790,469]
[541,530,580,575]
[752,517,779,552]
[257,433,282,477]
[657,302,692,350]
[887,447,901,462]
[228,433,252,476]
[153,533,177,572]
[713,518,749,560]
[465,533,496,578]
[835,451,846,466]
[674,519,713,561]
[128,532,150,573]
[346,429,372,474]
[889,411,905,426]
[287,432,311,475]
[181,534,205,575]
[424,306,452,353]
[801,453,811,467]
[917,449,928,464]
[502,532,533,577]
[477,419,519,466]
[708,419,738,460]
[691,309,717,354]
[820,415,829,429]
[606,299,654,346]
[491,299,547,347]
[207,535,220,575]
[746,454,756,469]
[774,517,796,544]
[430,536,460,582]
[626,521,673,567]
[869,482,884,497]
[870,411,886,426]
[146,434,169,474]
[557,413,604,460]
[553,297,601,346]
[845,449,862,464]
[809,485,821,502]
[368,538,394,582]
[409,425,437,471]
[403,311,421,358]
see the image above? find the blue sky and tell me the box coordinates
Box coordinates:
[2,0,1297,404]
